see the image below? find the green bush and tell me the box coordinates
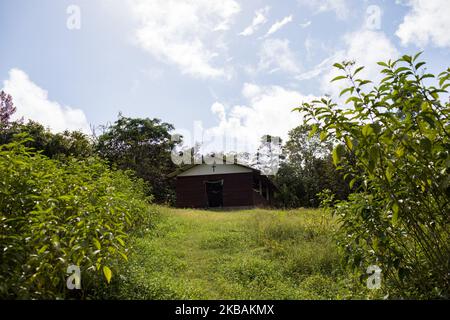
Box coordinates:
[299,54,450,298]
[0,136,155,299]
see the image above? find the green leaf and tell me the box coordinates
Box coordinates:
[420,101,430,111]
[421,74,435,80]
[344,136,353,151]
[331,75,347,82]
[392,203,399,225]
[402,55,412,64]
[93,238,101,250]
[356,80,372,86]
[309,124,318,138]
[119,251,128,261]
[385,166,393,183]
[415,62,426,70]
[345,96,361,104]
[362,124,374,137]
[349,178,357,189]
[332,144,345,166]
[339,87,353,97]
[333,63,345,70]
[116,237,125,247]
[395,67,410,73]
[396,146,405,157]
[413,51,423,62]
[380,75,394,83]
[103,266,112,284]
[37,245,49,255]
[353,66,364,76]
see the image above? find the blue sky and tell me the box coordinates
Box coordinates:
[1,0,449,152]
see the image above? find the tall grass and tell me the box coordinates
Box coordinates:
[114,207,376,299]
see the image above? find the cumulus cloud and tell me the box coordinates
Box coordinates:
[2,69,90,133]
[201,83,318,153]
[265,15,293,36]
[129,0,240,79]
[258,38,301,74]
[396,0,450,48]
[239,6,270,36]
[297,0,349,19]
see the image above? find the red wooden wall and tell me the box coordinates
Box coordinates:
[176,172,254,208]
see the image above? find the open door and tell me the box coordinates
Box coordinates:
[205,180,223,208]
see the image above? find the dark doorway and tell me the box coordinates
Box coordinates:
[205,180,223,208]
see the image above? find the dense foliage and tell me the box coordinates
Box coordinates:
[0,120,94,159]
[298,53,450,298]
[96,115,178,204]
[275,125,349,208]
[0,137,154,299]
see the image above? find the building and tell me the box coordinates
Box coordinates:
[172,163,275,209]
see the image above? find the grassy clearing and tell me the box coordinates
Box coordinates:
[115,207,371,299]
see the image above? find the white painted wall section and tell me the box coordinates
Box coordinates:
[178,164,252,176]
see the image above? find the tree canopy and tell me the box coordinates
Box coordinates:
[96,115,179,203]
[275,124,349,208]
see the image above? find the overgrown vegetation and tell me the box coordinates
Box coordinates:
[1,53,448,300]
[275,124,350,208]
[0,137,155,299]
[114,208,375,300]
[298,53,450,298]
[0,120,94,159]
[96,115,179,204]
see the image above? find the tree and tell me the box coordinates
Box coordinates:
[274,124,349,208]
[96,115,178,203]
[0,91,16,126]
[298,54,450,298]
[0,120,93,159]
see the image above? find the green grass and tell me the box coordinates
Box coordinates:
[115,207,370,299]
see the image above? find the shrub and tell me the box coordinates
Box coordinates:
[0,136,154,299]
[298,54,450,298]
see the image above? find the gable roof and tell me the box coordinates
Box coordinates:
[168,163,260,178]
[169,163,278,191]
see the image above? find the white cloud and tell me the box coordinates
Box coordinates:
[258,38,301,74]
[297,0,349,19]
[241,83,261,98]
[2,69,90,133]
[321,29,399,97]
[239,6,270,36]
[265,15,293,37]
[129,0,240,79]
[211,102,226,121]
[296,55,338,81]
[396,0,450,48]
[202,83,318,153]
[299,20,312,28]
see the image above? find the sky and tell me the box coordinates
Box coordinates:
[1,0,449,153]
